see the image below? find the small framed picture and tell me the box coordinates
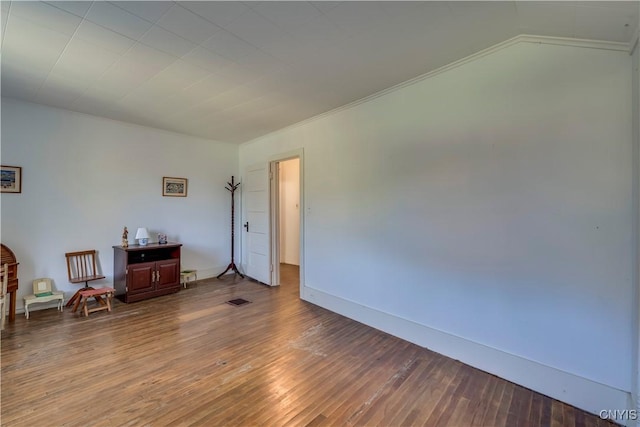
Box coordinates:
[1,165,22,194]
[163,177,188,197]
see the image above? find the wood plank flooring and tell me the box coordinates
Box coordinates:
[1,264,617,427]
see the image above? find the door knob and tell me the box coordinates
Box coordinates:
[244,222,249,232]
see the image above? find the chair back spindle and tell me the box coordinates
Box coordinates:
[65,250,105,308]
[65,250,104,288]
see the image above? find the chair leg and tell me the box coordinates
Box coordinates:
[72,294,83,313]
[25,302,29,319]
[66,289,80,308]
[66,286,94,308]
[95,295,106,306]
[82,296,89,317]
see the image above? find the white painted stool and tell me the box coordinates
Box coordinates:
[180,270,197,288]
[24,278,64,319]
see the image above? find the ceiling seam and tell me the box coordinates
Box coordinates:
[31,3,88,107]
[68,2,180,112]
[176,2,283,74]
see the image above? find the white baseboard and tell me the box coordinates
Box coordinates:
[192,266,227,280]
[13,265,230,316]
[301,285,632,424]
[15,300,60,315]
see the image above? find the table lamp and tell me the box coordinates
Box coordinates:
[135,227,149,246]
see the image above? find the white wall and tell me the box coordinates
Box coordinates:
[1,98,238,311]
[632,33,640,426]
[240,40,634,415]
[279,158,300,265]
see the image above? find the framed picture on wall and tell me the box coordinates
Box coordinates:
[1,165,22,194]
[163,176,188,197]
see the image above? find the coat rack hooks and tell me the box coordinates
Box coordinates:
[218,176,244,278]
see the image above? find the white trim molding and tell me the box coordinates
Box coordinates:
[244,34,631,146]
[269,148,305,292]
[330,34,628,114]
[301,285,632,424]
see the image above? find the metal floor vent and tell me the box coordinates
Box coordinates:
[226,298,251,306]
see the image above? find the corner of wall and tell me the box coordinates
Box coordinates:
[301,285,630,419]
[632,34,640,427]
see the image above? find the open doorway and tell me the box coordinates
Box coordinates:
[272,156,301,293]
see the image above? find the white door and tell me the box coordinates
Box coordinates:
[243,162,271,285]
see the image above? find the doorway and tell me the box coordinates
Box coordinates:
[272,155,302,293]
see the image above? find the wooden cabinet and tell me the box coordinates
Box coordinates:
[113,243,182,303]
[1,244,19,322]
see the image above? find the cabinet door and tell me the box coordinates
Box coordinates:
[156,259,180,290]
[127,261,155,294]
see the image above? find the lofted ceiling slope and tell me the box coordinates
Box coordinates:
[1,1,638,143]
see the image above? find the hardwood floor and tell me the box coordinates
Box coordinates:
[1,268,616,427]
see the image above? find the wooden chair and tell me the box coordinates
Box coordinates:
[0,264,8,330]
[72,287,115,317]
[65,250,105,308]
[23,278,64,319]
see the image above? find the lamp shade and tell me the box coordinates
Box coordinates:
[135,228,149,239]
[135,227,149,246]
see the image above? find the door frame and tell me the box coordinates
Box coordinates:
[269,148,304,292]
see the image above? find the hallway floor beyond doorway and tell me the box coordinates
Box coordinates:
[280,263,299,295]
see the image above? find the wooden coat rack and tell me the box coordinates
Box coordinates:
[218,176,244,278]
